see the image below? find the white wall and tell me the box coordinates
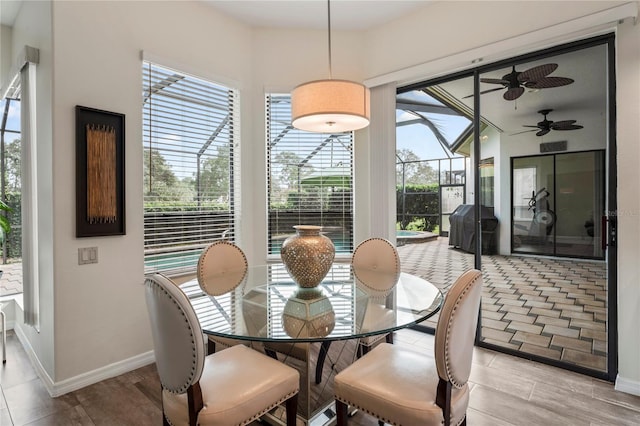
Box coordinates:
[49,0,252,382]
[7,0,640,396]
[1,24,14,92]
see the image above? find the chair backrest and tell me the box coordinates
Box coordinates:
[145,273,205,394]
[351,238,400,292]
[197,241,248,296]
[434,269,482,388]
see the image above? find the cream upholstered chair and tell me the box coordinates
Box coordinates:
[334,269,482,426]
[197,241,249,354]
[145,273,299,426]
[351,237,401,356]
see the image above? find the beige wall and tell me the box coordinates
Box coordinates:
[6,0,639,395]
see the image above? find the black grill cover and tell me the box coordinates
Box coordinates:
[449,205,498,254]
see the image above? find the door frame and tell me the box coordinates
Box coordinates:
[470,33,617,381]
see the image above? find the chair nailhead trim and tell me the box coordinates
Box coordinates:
[236,389,299,426]
[151,279,200,395]
[443,273,481,389]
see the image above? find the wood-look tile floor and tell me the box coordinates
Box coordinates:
[1,328,639,425]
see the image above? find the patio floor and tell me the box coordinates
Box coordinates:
[398,236,607,372]
[0,262,22,297]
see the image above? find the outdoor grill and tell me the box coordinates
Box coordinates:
[448,204,498,254]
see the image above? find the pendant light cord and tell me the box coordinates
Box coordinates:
[327,0,333,79]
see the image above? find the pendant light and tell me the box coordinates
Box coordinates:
[291,0,370,133]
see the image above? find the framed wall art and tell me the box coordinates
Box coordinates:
[76,105,125,237]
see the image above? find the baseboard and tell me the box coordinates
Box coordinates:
[51,350,155,397]
[14,323,56,395]
[14,323,155,397]
[615,374,640,396]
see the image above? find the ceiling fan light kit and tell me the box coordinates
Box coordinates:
[290,0,370,133]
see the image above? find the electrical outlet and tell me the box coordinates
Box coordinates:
[78,247,98,265]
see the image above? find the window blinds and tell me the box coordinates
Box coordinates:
[143,61,239,274]
[266,94,354,255]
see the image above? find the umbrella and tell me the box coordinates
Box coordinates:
[300,166,352,188]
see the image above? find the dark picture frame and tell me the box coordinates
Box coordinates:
[76,105,125,237]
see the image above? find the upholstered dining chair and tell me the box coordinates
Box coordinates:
[351,237,401,356]
[197,241,249,354]
[333,269,482,426]
[145,273,299,426]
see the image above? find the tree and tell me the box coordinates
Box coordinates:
[198,145,231,203]
[143,149,188,201]
[396,148,439,186]
[3,138,20,192]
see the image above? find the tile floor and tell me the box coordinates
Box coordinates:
[397,237,608,372]
[1,328,639,425]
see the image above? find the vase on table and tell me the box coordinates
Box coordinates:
[280,225,335,288]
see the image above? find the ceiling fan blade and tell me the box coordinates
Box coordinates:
[510,129,537,136]
[462,87,505,99]
[525,76,574,89]
[522,125,540,128]
[480,78,509,85]
[517,63,558,82]
[552,124,584,131]
[536,129,551,137]
[503,86,525,101]
[550,120,577,127]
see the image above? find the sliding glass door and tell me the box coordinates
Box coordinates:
[512,151,605,259]
[397,34,616,381]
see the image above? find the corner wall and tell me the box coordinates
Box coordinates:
[50,0,252,383]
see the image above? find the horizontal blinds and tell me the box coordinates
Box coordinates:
[266,94,354,255]
[143,61,238,275]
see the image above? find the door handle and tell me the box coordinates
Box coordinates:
[601,215,617,251]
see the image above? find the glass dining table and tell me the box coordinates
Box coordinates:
[179,262,443,425]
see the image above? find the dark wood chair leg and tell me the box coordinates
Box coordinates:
[285,394,298,426]
[315,341,332,384]
[207,339,215,355]
[264,348,278,360]
[336,400,349,426]
[385,332,393,344]
[359,344,369,357]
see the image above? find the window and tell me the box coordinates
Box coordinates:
[479,157,494,210]
[266,94,353,255]
[513,166,536,220]
[143,62,239,274]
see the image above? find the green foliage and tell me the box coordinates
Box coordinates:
[4,192,21,258]
[396,183,440,232]
[396,149,439,186]
[4,139,21,192]
[143,201,230,213]
[405,217,426,231]
[0,199,10,237]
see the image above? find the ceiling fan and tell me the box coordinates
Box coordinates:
[465,63,574,101]
[513,109,584,136]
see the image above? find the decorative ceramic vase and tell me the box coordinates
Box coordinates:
[280,225,335,288]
